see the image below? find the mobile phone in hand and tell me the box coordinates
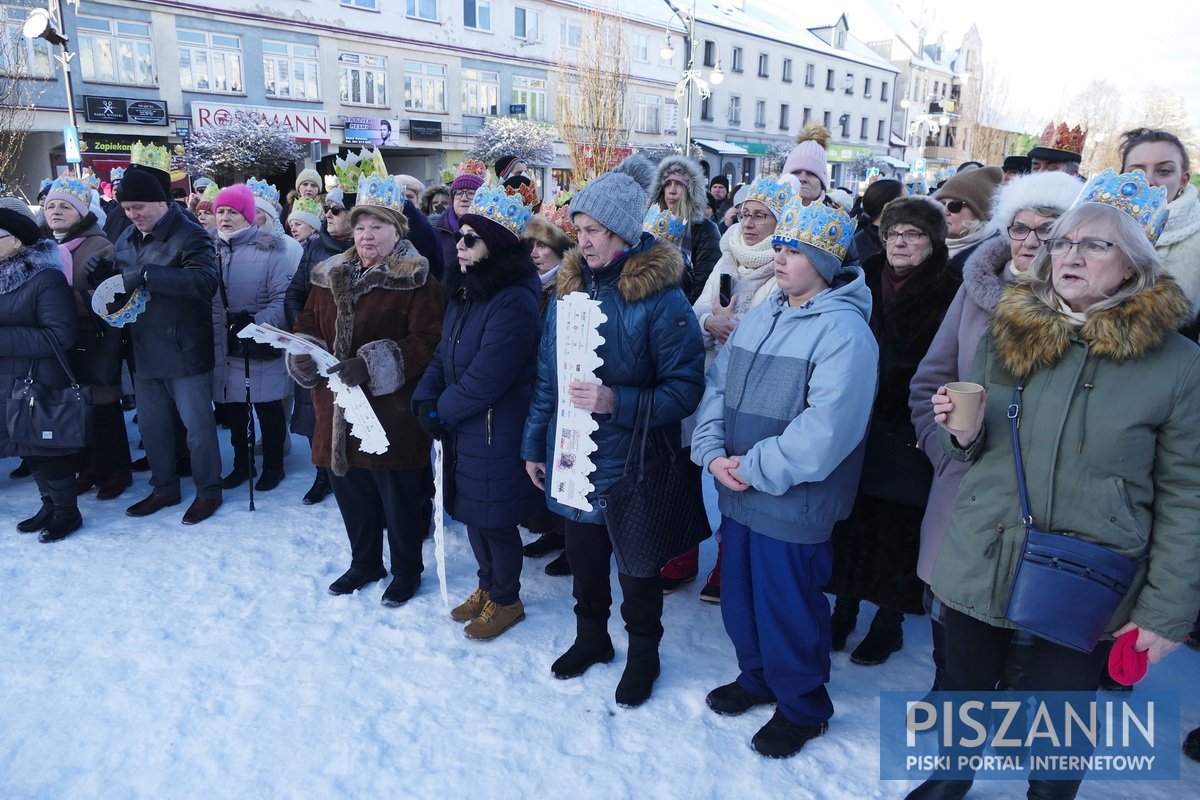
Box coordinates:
[719,273,733,307]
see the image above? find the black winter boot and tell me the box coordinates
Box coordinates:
[551,618,615,680]
[850,607,904,666]
[929,617,947,693]
[831,595,860,652]
[302,468,332,505]
[614,634,661,708]
[904,779,974,800]
[1026,779,1082,799]
[17,472,53,532]
[39,474,82,543]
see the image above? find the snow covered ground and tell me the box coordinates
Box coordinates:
[1,417,1197,799]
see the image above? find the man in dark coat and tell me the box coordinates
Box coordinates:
[90,165,223,525]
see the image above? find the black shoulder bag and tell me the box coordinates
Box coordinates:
[6,329,92,449]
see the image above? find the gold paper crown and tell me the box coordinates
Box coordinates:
[130,141,171,172]
[291,196,324,219]
[334,148,388,193]
[464,184,535,237]
[200,183,220,203]
[643,204,686,244]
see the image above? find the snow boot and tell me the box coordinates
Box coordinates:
[850,607,904,666]
[699,540,723,603]
[659,546,699,593]
[523,531,565,558]
[303,468,332,505]
[39,475,82,543]
[17,472,53,532]
[552,619,615,680]
[544,550,571,576]
[751,710,827,758]
[614,634,661,708]
[830,596,860,652]
[706,681,775,716]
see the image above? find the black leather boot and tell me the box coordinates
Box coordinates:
[850,607,904,665]
[614,634,661,708]
[831,595,860,652]
[39,474,83,543]
[552,617,615,680]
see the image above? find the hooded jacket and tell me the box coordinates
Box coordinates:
[521,233,705,525]
[412,246,544,528]
[932,277,1200,641]
[649,155,722,303]
[691,269,879,543]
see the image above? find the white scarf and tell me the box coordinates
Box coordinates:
[721,223,778,316]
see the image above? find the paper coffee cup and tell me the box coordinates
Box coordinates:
[944,382,984,429]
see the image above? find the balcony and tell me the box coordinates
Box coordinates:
[922,145,957,162]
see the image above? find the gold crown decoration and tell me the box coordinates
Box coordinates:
[1076,168,1170,243]
[643,204,686,245]
[464,184,535,237]
[773,196,856,262]
[355,175,409,212]
[291,196,324,219]
[743,175,794,219]
[457,159,489,179]
[334,148,388,193]
[130,141,171,172]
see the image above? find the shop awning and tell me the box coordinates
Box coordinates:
[693,139,749,156]
[877,156,910,169]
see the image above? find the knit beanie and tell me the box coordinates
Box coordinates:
[450,173,486,195]
[395,174,425,197]
[295,168,322,192]
[782,124,830,189]
[879,196,949,249]
[934,166,1003,221]
[115,165,169,203]
[496,155,527,180]
[254,195,280,221]
[570,153,656,246]
[709,175,730,191]
[213,184,256,224]
[45,183,90,217]
[326,187,350,210]
[458,213,521,255]
[0,197,41,245]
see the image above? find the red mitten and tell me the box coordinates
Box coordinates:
[1107,629,1149,686]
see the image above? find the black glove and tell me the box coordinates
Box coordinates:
[415,400,447,440]
[227,310,255,334]
[85,254,117,287]
[327,356,369,389]
[123,269,145,293]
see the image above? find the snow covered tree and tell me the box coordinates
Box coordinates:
[465,118,555,169]
[183,113,305,182]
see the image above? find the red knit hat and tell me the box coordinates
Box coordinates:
[213,184,256,224]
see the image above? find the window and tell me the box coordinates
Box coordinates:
[633,93,661,133]
[779,103,789,131]
[178,30,243,94]
[860,116,868,139]
[75,15,156,86]
[863,76,872,98]
[834,28,846,48]
[757,53,768,78]
[700,94,713,122]
[802,107,811,125]
[728,95,741,125]
[631,33,649,62]
[342,0,378,9]
[754,99,766,128]
[404,60,445,111]
[877,119,885,142]
[514,7,540,40]
[844,72,854,95]
[340,52,388,107]
[560,20,581,48]
[822,110,831,130]
[781,58,792,83]
[804,63,815,87]
[703,40,716,68]
[461,68,499,116]
[731,47,743,73]
[463,0,491,31]
[263,40,319,100]
[881,81,889,103]
[511,75,547,121]
[406,0,437,19]
[1,6,52,76]
[825,69,835,91]
[840,114,850,138]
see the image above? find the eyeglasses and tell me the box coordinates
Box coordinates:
[885,229,929,244]
[454,231,483,248]
[738,211,774,224]
[1007,223,1055,242]
[1047,237,1117,258]
[940,199,966,214]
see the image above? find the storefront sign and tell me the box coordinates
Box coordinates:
[663,100,680,138]
[343,117,401,147]
[190,102,331,143]
[409,120,443,142]
[84,96,169,126]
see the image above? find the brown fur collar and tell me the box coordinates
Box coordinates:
[991,276,1190,377]
[555,237,684,303]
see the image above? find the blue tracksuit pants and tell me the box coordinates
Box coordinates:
[720,515,835,726]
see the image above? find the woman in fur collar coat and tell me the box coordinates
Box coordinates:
[412,197,543,640]
[911,195,1200,800]
[649,155,722,303]
[288,198,444,605]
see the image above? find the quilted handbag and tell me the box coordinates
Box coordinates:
[5,330,92,450]
[1003,382,1138,653]
[598,393,711,578]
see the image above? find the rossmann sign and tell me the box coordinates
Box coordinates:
[190,102,330,143]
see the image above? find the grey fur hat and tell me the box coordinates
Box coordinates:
[570,154,655,246]
[649,155,708,222]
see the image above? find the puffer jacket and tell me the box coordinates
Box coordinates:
[412,247,543,528]
[211,226,293,403]
[931,276,1200,642]
[521,233,706,525]
[111,204,219,378]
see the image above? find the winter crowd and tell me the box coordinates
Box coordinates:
[2,120,1199,794]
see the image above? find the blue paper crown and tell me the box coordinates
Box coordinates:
[246,177,280,206]
[772,197,856,261]
[47,176,91,206]
[355,174,409,212]
[465,184,534,237]
[1076,168,1169,243]
[109,167,125,182]
[642,204,686,244]
[743,175,793,218]
[39,178,53,193]
[81,168,100,189]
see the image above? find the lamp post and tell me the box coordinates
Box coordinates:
[900,98,951,153]
[23,0,79,162]
[660,0,724,150]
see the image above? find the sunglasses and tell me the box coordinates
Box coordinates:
[941,199,966,214]
[324,206,344,215]
[454,231,483,248]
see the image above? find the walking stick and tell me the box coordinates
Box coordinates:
[244,347,255,511]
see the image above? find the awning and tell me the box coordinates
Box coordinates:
[729,141,774,156]
[890,131,908,147]
[693,139,749,156]
[877,156,910,169]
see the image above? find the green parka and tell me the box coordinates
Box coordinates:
[931,275,1200,642]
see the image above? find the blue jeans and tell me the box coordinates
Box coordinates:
[134,372,222,499]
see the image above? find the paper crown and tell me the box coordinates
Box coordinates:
[246,177,280,206]
[334,148,388,193]
[1076,168,1169,243]
[291,196,324,219]
[92,275,148,328]
[643,204,686,244]
[773,198,855,262]
[457,159,489,179]
[46,175,91,206]
[355,174,409,212]
[1037,121,1087,156]
[81,167,99,189]
[39,178,53,193]
[199,183,220,203]
[743,175,794,218]
[130,141,171,172]
[539,199,576,241]
[465,184,534,237]
[109,166,126,182]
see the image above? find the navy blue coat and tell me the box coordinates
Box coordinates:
[413,245,543,528]
[521,234,706,525]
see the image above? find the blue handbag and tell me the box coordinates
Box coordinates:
[1003,382,1139,653]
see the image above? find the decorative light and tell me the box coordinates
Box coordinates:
[710,59,724,85]
[900,98,911,110]
[660,36,675,61]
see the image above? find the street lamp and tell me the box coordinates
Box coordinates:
[661,0,724,148]
[23,0,79,160]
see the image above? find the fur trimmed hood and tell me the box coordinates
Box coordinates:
[649,155,709,222]
[443,244,540,303]
[991,276,1191,377]
[961,234,1013,314]
[0,238,60,294]
[556,235,685,303]
[311,239,429,296]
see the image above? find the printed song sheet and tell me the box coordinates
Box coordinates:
[550,292,606,512]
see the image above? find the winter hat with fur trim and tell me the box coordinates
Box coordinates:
[570,153,656,246]
[213,184,256,224]
[783,124,831,189]
[987,171,1083,235]
[879,196,948,249]
[934,166,1003,221]
[524,213,575,258]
